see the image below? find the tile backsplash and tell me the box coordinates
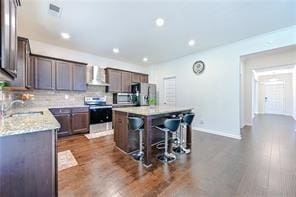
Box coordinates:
[2,86,113,108]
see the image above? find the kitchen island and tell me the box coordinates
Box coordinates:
[112,106,193,167]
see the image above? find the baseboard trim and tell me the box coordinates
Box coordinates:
[193,127,242,140]
[241,123,252,128]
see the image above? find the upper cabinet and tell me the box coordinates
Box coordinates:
[131,73,148,83]
[0,0,21,79]
[72,63,87,91]
[121,71,132,92]
[32,54,87,91]
[105,68,149,93]
[9,37,33,89]
[34,56,56,90]
[131,73,141,83]
[9,37,34,90]
[56,60,72,91]
[105,69,122,92]
[140,74,148,83]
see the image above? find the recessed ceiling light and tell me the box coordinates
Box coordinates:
[113,48,119,54]
[155,17,164,27]
[142,57,148,62]
[61,32,70,39]
[188,39,195,47]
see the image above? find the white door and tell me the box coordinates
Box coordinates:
[264,81,285,114]
[163,76,176,106]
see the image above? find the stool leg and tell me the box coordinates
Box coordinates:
[172,124,186,154]
[181,125,191,154]
[164,130,168,157]
[157,130,176,163]
[139,129,143,155]
[131,129,144,161]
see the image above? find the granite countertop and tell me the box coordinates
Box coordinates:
[0,107,60,137]
[112,103,137,108]
[47,105,89,109]
[112,105,193,116]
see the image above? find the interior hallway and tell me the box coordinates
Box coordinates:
[58,114,296,196]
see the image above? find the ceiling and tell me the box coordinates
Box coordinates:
[18,0,296,65]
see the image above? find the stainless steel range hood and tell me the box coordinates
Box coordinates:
[87,66,110,86]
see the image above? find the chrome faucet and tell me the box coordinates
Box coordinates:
[2,100,25,117]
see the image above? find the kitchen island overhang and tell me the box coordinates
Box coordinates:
[112,106,193,167]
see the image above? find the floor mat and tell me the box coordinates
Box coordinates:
[58,150,78,171]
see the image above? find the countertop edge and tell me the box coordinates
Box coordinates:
[0,107,61,138]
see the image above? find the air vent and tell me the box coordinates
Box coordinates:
[48,2,62,17]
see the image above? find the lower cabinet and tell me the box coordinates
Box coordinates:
[50,107,89,137]
[0,130,57,197]
[72,112,89,134]
[54,113,72,137]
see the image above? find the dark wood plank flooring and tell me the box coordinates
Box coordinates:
[58,114,296,197]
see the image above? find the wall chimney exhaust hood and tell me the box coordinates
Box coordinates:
[87,66,109,86]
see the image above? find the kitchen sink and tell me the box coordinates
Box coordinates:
[9,111,44,118]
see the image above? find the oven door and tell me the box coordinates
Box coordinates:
[89,106,112,124]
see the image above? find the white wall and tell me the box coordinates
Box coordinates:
[243,48,296,126]
[257,73,294,116]
[149,25,296,140]
[27,40,149,74]
[294,66,296,119]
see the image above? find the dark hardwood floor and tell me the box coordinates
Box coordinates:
[58,114,296,197]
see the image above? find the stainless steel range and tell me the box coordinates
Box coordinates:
[84,96,112,124]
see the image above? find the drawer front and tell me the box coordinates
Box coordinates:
[71,107,89,113]
[49,108,71,115]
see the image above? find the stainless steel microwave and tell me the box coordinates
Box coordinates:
[113,93,133,104]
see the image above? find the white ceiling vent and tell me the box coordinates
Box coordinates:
[48,2,62,17]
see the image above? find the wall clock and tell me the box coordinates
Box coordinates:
[192,60,205,75]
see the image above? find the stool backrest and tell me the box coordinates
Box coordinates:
[164,118,181,132]
[183,113,195,126]
[128,117,144,131]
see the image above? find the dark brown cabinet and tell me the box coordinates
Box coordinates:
[34,56,56,90]
[32,54,87,91]
[56,61,72,90]
[50,107,89,138]
[141,74,148,83]
[131,73,141,83]
[113,111,129,151]
[106,68,148,93]
[72,63,87,91]
[106,69,122,92]
[9,37,33,89]
[0,0,21,79]
[25,42,33,88]
[72,112,89,134]
[54,113,72,137]
[121,71,132,92]
[0,129,57,197]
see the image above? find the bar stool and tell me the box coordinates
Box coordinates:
[173,113,195,154]
[154,118,181,163]
[128,117,144,161]
[156,114,179,150]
